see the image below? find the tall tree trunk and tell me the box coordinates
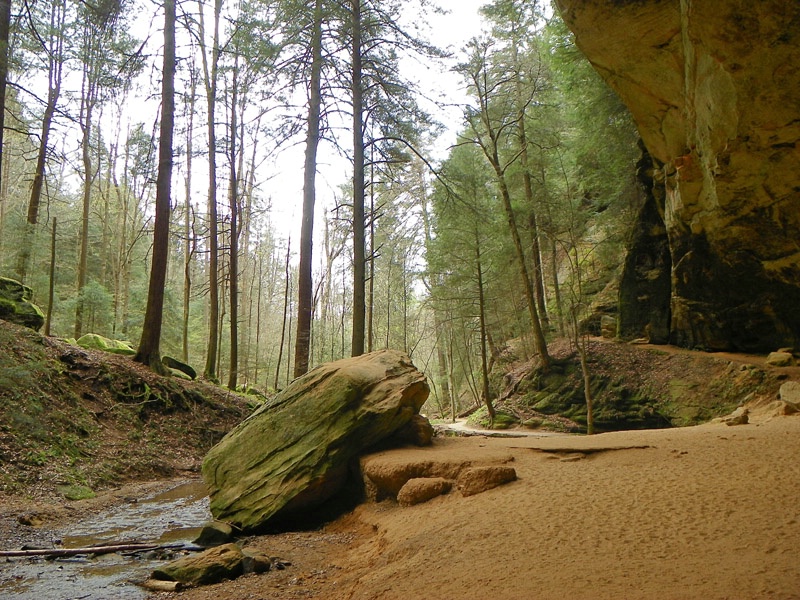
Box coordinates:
[274,238,291,390]
[418,173,452,410]
[135,0,175,374]
[367,174,375,353]
[182,73,196,363]
[475,228,495,423]
[293,0,323,377]
[518,119,548,326]
[495,173,551,370]
[200,0,223,382]
[511,21,548,328]
[75,46,97,338]
[16,2,65,283]
[350,0,366,357]
[45,218,57,336]
[227,55,240,390]
[0,0,10,196]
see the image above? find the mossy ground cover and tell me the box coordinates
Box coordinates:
[0,320,250,502]
[486,338,788,434]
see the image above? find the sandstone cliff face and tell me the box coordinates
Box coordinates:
[556,0,800,351]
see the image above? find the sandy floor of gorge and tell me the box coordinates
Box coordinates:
[165,408,800,600]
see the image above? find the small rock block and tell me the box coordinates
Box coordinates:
[778,381,800,406]
[152,543,245,586]
[766,352,794,367]
[193,520,234,547]
[397,477,452,506]
[457,466,517,497]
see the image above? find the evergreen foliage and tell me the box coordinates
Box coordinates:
[0,0,639,415]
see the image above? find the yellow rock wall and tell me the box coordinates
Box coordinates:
[556,0,800,350]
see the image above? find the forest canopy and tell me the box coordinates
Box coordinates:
[0,0,639,415]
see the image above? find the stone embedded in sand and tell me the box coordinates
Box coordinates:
[779,381,800,407]
[767,352,795,367]
[361,443,516,502]
[723,407,749,427]
[202,350,429,531]
[457,466,517,497]
[397,477,452,507]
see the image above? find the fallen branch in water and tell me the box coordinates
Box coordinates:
[0,542,183,558]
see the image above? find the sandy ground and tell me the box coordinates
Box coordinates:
[164,408,800,600]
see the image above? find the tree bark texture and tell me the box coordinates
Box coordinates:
[350,0,366,357]
[135,0,175,374]
[294,0,323,377]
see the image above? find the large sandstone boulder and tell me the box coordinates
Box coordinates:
[0,277,44,331]
[202,350,430,531]
[556,0,800,352]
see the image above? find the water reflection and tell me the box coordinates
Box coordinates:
[0,480,210,600]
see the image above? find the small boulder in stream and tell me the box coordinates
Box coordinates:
[151,543,277,586]
[202,349,430,531]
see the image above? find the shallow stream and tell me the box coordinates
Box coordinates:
[0,480,210,599]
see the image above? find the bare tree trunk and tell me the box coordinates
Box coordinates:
[16,2,64,283]
[253,257,263,385]
[496,174,551,369]
[0,0,10,196]
[182,67,197,363]
[274,239,291,390]
[75,48,98,338]
[350,0,366,357]
[135,0,175,374]
[579,341,594,435]
[367,169,375,353]
[293,0,323,377]
[227,55,240,390]
[418,183,453,414]
[199,0,223,382]
[45,218,57,336]
[475,228,495,423]
[447,329,457,422]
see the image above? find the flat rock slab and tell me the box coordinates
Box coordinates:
[202,350,429,531]
[361,439,516,501]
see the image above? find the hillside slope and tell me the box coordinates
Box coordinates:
[0,320,251,502]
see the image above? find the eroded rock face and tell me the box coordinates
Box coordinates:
[202,349,430,531]
[556,0,800,351]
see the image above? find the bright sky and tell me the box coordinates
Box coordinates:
[268,0,490,248]
[99,0,491,257]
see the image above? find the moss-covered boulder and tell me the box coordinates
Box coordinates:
[0,277,44,331]
[202,349,430,531]
[152,543,273,586]
[76,333,136,356]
